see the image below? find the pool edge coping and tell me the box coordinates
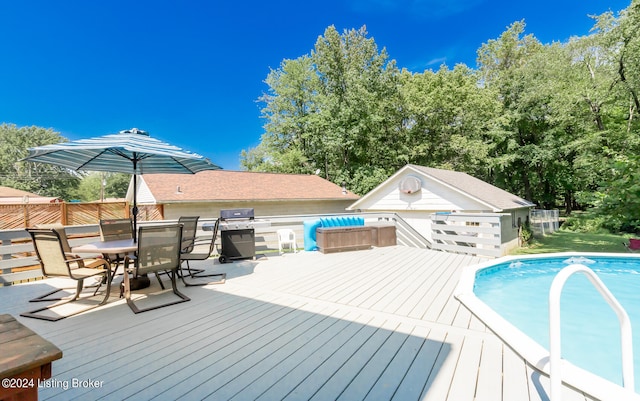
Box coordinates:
[455,251,640,401]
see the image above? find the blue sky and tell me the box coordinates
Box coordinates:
[0,0,631,170]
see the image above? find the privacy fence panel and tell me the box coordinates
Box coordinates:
[0,202,163,229]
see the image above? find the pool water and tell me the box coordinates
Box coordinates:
[474,256,640,388]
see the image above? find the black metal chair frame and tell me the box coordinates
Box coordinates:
[123,224,190,313]
[157,216,204,287]
[21,228,112,321]
[179,218,226,286]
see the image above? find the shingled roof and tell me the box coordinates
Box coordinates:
[0,186,41,197]
[138,170,360,203]
[408,165,535,211]
[0,186,62,204]
[348,164,534,212]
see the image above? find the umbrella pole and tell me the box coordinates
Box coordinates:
[132,160,138,242]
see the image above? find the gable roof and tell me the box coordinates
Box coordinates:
[138,170,360,203]
[349,164,535,212]
[409,165,535,210]
[0,186,62,204]
[0,186,41,198]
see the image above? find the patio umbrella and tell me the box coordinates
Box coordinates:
[22,128,221,240]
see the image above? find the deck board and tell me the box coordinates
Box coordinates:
[0,245,598,401]
[474,338,504,401]
[306,319,399,401]
[446,335,484,401]
[503,343,532,401]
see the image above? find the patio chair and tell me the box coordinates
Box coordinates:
[21,228,111,321]
[30,223,99,302]
[277,228,298,254]
[623,238,640,252]
[123,224,190,313]
[100,218,134,241]
[99,218,133,265]
[179,218,226,286]
[178,216,199,255]
[159,216,219,286]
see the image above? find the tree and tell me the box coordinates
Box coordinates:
[0,124,80,200]
[244,25,404,194]
[243,3,640,231]
[399,64,499,179]
[242,55,319,173]
[73,172,130,201]
[604,1,640,122]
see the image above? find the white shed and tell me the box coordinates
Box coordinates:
[347,164,535,255]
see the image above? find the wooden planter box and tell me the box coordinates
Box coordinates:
[316,226,372,254]
[369,223,397,247]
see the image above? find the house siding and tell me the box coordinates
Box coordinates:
[161,199,354,220]
[351,174,491,212]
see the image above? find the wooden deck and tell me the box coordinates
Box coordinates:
[0,246,597,400]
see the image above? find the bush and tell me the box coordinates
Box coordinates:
[519,221,533,244]
[561,212,609,233]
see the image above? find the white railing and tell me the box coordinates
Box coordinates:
[0,212,430,285]
[430,213,503,258]
[531,209,560,236]
[549,264,634,400]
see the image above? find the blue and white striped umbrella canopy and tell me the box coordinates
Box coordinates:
[23,128,221,174]
[23,128,221,240]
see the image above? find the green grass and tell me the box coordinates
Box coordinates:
[510,230,633,254]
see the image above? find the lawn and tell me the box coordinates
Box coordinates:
[510,230,633,254]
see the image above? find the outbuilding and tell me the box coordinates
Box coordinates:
[347,164,535,256]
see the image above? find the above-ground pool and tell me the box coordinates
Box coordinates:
[456,253,640,400]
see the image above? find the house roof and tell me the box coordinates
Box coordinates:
[138,170,360,203]
[0,186,62,204]
[0,186,40,197]
[349,164,535,212]
[408,165,534,210]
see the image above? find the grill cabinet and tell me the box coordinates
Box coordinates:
[218,208,255,263]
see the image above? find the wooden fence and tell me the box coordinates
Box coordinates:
[0,202,163,230]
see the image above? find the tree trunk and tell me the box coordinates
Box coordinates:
[564,191,573,215]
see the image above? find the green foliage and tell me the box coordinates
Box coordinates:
[0,124,81,200]
[246,25,403,194]
[511,230,631,254]
[560,211,609,233]
[0,124,131,202]
[73,172,130,201]
[244,2,640,232]
[594,154,640,233]
[519,220,533,244]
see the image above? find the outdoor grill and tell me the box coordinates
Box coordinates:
[218,208,255,263]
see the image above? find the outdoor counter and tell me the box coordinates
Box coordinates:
[0,314,63,400]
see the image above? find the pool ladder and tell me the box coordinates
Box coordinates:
[549,263,634,400]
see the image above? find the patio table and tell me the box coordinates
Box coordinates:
[71,239,137,255]
[72,239,138,287]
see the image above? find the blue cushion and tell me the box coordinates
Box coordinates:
[303,220,322,251]
[319,216,364,227]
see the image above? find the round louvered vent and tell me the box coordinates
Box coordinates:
[399,176,422,194]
